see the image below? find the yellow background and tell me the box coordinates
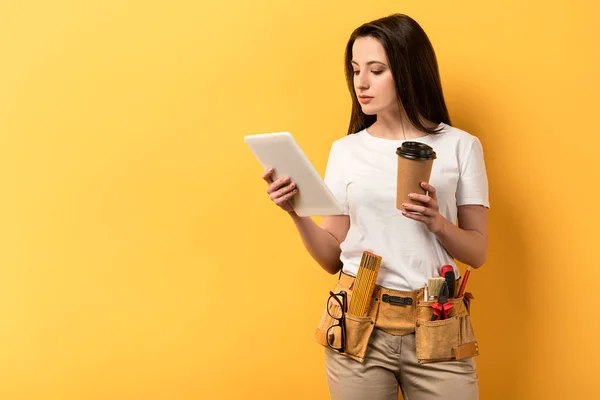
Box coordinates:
[1,1,598,399]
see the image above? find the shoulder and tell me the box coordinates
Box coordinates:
[327,130,366,153]
[431,123,484,156]
[331,130,366,146]
[437,123,480,145]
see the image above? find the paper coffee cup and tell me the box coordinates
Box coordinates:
[396,142,436,212]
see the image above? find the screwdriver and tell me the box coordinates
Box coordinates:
[440,265,455,298]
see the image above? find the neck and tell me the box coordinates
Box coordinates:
[369,109,431,140]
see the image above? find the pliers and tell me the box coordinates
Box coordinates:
[431,281,453,321]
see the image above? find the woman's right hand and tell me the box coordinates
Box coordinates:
[262,168,298,213]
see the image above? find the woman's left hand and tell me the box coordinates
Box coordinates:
[401,182,448,235]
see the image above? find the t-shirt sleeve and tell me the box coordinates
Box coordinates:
[323,141,350,215]
[456,137,490,208]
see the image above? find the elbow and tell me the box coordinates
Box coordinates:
[471,247,488,269]
[470,233,488,268]
[324,260,343,275]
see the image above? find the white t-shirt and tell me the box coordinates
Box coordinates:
[323,122,490,291]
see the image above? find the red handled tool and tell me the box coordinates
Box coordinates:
[440,265,455,298]
[431,281,453,321]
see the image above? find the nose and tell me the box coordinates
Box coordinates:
[355,71,369,91]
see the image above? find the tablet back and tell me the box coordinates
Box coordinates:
[244,132,345,217]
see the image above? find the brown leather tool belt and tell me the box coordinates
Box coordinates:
[314,272,479,364]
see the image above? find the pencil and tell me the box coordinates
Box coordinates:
[456,266,472,298]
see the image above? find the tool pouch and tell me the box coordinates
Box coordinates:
[314,278,380,363]
[415,292,479,364]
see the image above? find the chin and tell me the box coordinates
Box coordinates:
[360,105,380,115]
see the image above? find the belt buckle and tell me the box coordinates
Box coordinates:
[382,294,413,306]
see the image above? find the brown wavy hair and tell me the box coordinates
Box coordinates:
[345,14,451,135]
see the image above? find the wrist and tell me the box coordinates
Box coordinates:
[434,216,451,237]
[288,210,299,219]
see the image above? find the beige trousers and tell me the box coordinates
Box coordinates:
[325,328,479,400]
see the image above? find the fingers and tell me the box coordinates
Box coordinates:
[274,186,299,206]
[264,171,294,195]
[408,193,432,204]
[401,209,427,222]
[420,182,437,197]
[402,202,433,217]
[267,177,293,195]
[408,182,438,208]
[262,168,275,184]
[270,180,297,200]
[261,168,298,211]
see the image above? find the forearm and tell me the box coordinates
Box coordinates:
[288,211,343,274]
[435,219,487,268]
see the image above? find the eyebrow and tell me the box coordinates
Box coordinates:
[351,60,387,67]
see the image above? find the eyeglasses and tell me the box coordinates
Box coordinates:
[326,290,347,353]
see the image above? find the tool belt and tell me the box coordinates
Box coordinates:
[314,272,479,364]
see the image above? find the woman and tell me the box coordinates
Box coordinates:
[262,13,488,400]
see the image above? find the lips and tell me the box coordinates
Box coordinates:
[358,96,373,104]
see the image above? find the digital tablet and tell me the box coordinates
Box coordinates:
[244,132,345,217]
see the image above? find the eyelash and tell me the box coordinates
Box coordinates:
[353,70,384,75]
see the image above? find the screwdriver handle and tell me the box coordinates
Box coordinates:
[440,265,455,298]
